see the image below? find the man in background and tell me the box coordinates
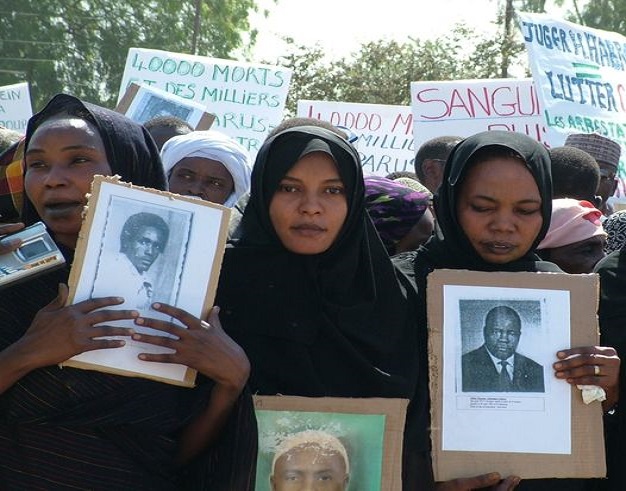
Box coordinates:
[414,135,462,194]
[565,133,621,215]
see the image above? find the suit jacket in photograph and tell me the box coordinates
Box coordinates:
[461,344,545,392]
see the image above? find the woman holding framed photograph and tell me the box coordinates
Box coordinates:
[395,130,620,490]
[216,125,420,486]
[0,94,256,490]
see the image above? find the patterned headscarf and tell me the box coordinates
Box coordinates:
[603,210,626,253]
[364,175,430,254]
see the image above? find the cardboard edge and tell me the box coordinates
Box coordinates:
[428,269,606,481]
[195,112,216,131]
[62,175,230,388]
[115,82,140,114]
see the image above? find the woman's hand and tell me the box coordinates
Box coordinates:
[132,303,250,393]
[436,473,520,490]
[132,303,251,464]
[12,283,138,370]
[0,222,25,255]
[554,346,620,411]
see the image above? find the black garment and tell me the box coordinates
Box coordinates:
[216,126,419,486]
[0,94,257,490]
[219,126,418,398]
[595,250,626,491]
[396,131,594,491]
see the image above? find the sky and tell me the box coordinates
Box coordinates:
[249,0,570,63]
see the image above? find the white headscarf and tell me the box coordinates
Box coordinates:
[160,130,252,207]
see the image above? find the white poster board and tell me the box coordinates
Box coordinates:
[411,78,546,152]
[297,100,414,176]
[64,177,230,387]
[519,12,626,194]
[0,82,33,134]
[118,48,292,157]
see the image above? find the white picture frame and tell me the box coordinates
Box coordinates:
[62,176,230,387]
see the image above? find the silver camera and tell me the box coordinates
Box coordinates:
[0,221,65,287]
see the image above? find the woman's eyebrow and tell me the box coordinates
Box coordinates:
[25,144,98,155]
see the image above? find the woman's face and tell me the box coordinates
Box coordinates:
[168,157,234,204]
[456,157,543,264]
[24,116,112,248]
[269,151,348,255]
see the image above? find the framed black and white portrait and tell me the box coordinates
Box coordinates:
[63,176,230,386]
[428,269,605,480]
[116,82,215,130]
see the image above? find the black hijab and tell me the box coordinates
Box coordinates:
[399,131,564,491]
[422,130,558,273]
[0,94,257,490]
[219,126,417,398]
[22,93,166,226]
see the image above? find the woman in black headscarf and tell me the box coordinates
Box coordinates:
[396,131,619,491]
[595,244,626,491]
[216,125,419,484]
[0,94,256,490]
[218,125,417,398]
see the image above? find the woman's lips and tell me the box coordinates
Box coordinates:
[43,201,83,218]
[291,223,326,237]
[482,241,516,255]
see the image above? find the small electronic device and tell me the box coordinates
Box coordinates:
[0,221,65,288]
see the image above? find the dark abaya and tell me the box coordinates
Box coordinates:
[217,126,419,399]
[396,131,595,491]
[0,94,257,490]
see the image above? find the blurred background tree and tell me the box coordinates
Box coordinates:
[0,0,259,109]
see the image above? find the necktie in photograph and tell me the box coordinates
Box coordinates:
[499,360,512,390]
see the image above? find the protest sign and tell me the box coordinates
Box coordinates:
[0,82,32,134]
[411,78,545,152]
[119,48,291,157]
[519,12,626,194]
[298,100,414,176]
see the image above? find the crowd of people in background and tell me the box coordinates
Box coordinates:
[0,93,626,491]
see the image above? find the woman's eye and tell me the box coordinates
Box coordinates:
[517,208,540,216]
[470,204,491,213]
[26,160,45,169]
[278,184,298,193]
[325,186,345,195]
[209,179,223,188]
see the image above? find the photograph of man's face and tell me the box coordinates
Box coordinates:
[120,213,169,274]
[270,431,349,491]
[483,306,521,360]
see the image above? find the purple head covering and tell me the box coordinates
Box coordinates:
[364,175,430,254]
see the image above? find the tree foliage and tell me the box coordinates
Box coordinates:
[578,0,626,34]
[276,24,520,114]
[0,0,258,109]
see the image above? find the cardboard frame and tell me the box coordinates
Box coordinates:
[116,82,215,130]
[254,396,408,491]
[428,269,605,480]
[62,176,230,387]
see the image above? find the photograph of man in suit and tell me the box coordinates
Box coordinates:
[462,305,545,392]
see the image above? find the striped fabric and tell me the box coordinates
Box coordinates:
[0,262,257,490]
